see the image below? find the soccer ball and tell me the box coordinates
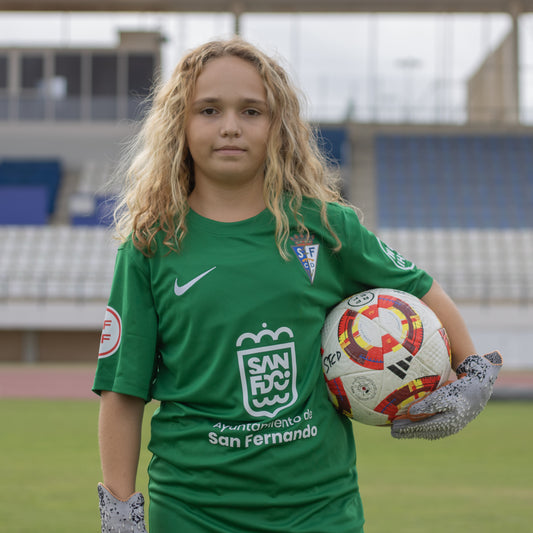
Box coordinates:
[321,288,452,426]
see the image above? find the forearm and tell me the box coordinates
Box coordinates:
[421,280,476,370]
[393,281,502,440]
[98,391,145,500]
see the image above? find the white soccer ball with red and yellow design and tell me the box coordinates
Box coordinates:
[321,288,452,426]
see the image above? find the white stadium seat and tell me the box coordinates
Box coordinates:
[377,229,533,303]
[0,226,117,302]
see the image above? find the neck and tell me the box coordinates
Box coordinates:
[188,183,266,222]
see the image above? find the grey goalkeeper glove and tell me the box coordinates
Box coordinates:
[98,483,148,533]
[391,351,503,440]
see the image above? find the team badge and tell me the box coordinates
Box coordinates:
[236,323,298,418]
[290,232,319,283]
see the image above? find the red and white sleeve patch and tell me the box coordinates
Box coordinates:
[98,306,122,358]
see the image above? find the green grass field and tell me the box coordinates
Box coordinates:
[1,399,531,532]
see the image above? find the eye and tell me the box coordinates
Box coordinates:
[244,108,261,116]
[200,107,218,116]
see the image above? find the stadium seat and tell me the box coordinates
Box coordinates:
[0,226,116,301]
[373,134,533,302]
[375,134,533,230]
[0,186,49,225]
[0,159,62,218]
[377,227,533,303]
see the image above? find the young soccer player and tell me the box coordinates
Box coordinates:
[93,38,502,533]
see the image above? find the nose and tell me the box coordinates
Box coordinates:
[220,112,241,137]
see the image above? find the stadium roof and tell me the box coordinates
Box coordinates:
[0,0,532,14]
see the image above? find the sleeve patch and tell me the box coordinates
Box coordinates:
[99,306,122,358]
[377,237,415,271]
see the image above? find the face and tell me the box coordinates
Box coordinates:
[186,55,270,192]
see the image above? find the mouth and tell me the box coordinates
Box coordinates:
[214,146,246,155]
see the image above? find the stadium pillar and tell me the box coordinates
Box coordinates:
[22,331,39,363]
[232,1,244,35]
[467,6,521,124]
[508,2,521,123]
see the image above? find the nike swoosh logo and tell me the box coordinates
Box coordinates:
[174,267,216,296]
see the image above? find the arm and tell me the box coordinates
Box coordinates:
[421,280,476,370]
[98,390,145,499]
[391,280,503,440]
[98,391,148,532]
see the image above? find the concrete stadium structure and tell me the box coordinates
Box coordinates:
[0,1,531,367]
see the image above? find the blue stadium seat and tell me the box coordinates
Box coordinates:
[0,186,48,224]
[71,195,116,226]
[375,134,533,229]
[0,159,62,218]
[317,127,349,166]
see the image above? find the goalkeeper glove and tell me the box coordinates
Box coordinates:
[391,351,503,440]
[98,483,148,533]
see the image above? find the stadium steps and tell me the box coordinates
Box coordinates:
[0,226,117,301]
[378,229,533,303]
[50,169,81,225]
[68,160,120,226]
[0,225,531,304]
[375,134,533,229]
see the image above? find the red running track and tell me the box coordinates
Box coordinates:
[0,365,97,400]
[0,365,532,400]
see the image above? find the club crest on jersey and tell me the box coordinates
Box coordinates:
[290,232,319,283]
[236,323,298,418]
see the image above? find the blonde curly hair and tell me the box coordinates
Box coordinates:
[114,37,344,257]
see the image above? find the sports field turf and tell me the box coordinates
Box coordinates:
[1,399,531,532]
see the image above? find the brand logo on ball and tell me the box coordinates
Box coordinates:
[377,237,415,271]
[236,324,298,418]
[290,232,319,283]
[348,291,375,307]
[99,306,122,358]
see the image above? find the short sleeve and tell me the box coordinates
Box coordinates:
[338,207,433,298]
[92,241,159,401]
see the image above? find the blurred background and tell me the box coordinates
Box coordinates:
[0,0,531,371]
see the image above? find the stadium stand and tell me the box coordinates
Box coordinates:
[69,160,119,226]
[0,159,62,224]
[0,185,48,224]
[376,135,533,229]
[378,228,533,302]
[0,225,116,301]
[374,134,533,303]
[317,127,350,167]
[1,131,532,305]
[0,16,531,363]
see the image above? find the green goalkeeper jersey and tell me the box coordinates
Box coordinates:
[93,199,433,533]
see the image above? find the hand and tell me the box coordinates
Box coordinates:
[98,483,148,533]
[391,351,503,440]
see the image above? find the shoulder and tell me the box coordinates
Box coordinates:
[118,228,173,257]
[299,197,362,230]
[327,201,361,223]
[299,197,359,218]
[116,231,169,272]
[117,237,145,260]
